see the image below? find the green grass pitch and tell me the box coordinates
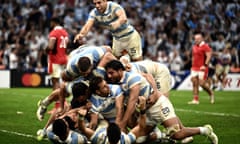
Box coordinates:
[0,88,239,143]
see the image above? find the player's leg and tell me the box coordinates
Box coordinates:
[126,30,143,61]
[188,70,200,104]
[37,88,61,121]
[199,69,214,104]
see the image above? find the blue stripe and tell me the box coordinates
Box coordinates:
[127,75,141,88]
[70,132,78,144]
[113,29,134,39]
[111,23,129,33]
[92,128,106,143]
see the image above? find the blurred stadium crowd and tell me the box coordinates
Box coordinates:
[0,0,239,73]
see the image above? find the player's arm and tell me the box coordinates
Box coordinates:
[46,37,57,54]
[130,96,147,138]
[204,51,212,66]
[74,19,94,43]
[57,82,69,116]
[141,73,160,104]
[98,52,117,68]
[120,84,140,130]
[61,70,74,82]
[88,112,99,130]
[77,109,95,139]
[110,8,127,30]
[115,94,124,125]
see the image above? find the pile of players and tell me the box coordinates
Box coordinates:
[36,0,218,143]
[36,44,218,144]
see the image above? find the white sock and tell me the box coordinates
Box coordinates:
[199,127,207,135]
[42,97,50,106]
[153,127,165,139]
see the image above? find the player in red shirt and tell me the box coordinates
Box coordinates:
[38,17,69,117]
[46,17,69,90]
[188,31,214,104]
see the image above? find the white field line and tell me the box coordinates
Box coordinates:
[1,109,239,140]
[176,108,240,118]
[0,129,48,141]
[0,129,36,138]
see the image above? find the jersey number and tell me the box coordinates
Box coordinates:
[59,36,68,48]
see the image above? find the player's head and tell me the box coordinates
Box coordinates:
[93,0,108,13]
[105,60,125,84]
[72,81,89,105]
[193,31,204,45]
[89,76,110,97]
[107,123,121,144]
[52,118,69,141]
[78,57,93,77]
[50,17,61,29]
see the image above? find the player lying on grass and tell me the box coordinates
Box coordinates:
[36,81,91,141]
[36,77,88,121]
[78,96,148,144]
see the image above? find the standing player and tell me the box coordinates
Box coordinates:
[46,17,69,90]
[74,0,142,61]
[188,31,214,104]
[214,48,232,90]
[44,17,69,114]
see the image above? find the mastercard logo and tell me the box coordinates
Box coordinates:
[21,73,41,87]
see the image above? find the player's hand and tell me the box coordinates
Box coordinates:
[74,33,84,43]
[200,65,206,71]
[110,21,120,30]
[88,121,97,130]
[55,108,65,118]
[137,96,146,110]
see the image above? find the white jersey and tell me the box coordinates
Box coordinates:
[130,60,171,93]
[90,84,123,122]
[89,1,135,39]
[91,127,136,144]
[130,60,170,77]
[66,45,107,79]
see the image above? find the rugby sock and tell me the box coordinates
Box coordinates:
[199,127,207,135]
[42,97,50,106]
[194,95,199,101]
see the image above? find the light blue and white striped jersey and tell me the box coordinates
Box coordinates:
[89,1,135,39]
[90,84,123,122]
[47,125,88,144]
[66,45,107,79]
[91,127,136,144]
[65,76,88,95]
[120,71,153,98]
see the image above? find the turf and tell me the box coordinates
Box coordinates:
[0,88,239,143]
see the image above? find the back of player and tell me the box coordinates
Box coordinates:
[130,60,172,97]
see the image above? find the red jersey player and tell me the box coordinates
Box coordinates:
[37,17,69,118]
[188,31,214,104]
[46,17,69,90]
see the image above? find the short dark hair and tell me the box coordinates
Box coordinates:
[72,81,89,99]
[52,119,67,141]
[193,30,204,37]
[107,123,121,144]
[105,60,125,71]
[89,76,103,94]
[78,57,91,72]
[50,17,61,24]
